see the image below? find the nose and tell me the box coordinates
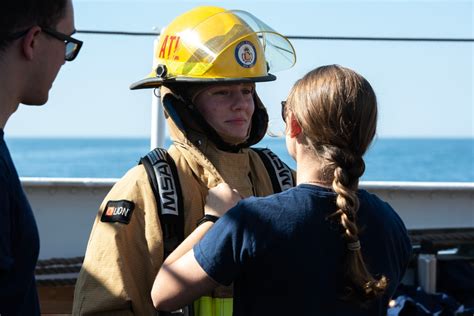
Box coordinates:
[231,91,251,111]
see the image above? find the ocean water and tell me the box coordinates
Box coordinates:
[5,137,474,182]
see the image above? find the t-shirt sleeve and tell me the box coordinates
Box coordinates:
[193,199,256,286]
[0,172,14,272]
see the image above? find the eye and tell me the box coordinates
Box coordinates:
[211,89,231,96]
[241,88,253,95]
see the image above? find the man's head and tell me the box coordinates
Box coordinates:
[0,0,68,52]
[0,0,81,106]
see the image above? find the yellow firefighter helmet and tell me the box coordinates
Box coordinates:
[130,6,296,89]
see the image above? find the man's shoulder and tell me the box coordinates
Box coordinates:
[0,145,14,178]
[0,154,18,194]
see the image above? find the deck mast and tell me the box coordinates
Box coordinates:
[150,35,166,150]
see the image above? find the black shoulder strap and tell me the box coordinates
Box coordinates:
[139,148,184,258]
[251,147,295,193]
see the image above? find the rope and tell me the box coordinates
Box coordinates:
[35,265,81,275]
[36,278,77,286]
[35,257,84,287]
[409,230,474,244]
[36,256,84,267]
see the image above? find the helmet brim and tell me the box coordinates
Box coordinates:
[129,74,276,90]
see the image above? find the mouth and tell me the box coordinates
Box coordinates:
[226,118,247,125]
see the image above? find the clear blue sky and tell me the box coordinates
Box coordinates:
[5,0,473,138]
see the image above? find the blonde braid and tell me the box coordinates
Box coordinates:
[330,148,387,302]
[333,165,359,242]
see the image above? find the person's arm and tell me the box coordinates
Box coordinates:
[73,166,163,316]
[152,183,241,311]
[152,245,217,311]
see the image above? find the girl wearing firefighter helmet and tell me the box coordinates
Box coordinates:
[73,6,296,316]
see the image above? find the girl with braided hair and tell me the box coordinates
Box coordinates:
[151,65,412,316]
[284,64,402,304]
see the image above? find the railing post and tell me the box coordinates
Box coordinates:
[150,35,166,150]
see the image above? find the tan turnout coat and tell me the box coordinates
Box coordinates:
[72,89,284,315]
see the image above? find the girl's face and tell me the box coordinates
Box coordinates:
[194,83,255,143]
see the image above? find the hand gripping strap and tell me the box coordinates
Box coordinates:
[139,148,184,258]
[251,147,295,193]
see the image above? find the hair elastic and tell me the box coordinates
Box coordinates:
[347,240,361,251]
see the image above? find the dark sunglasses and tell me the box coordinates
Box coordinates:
[4,27,82,61]
[42,27,83,61]
[281,100,287,122]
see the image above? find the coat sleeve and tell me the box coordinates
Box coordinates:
[72,165,164,315]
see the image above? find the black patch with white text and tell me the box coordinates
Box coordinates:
[100,200,135,224]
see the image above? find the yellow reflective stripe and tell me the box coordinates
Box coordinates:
[193,296,233,316]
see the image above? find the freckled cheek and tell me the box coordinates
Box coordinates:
[247,102,255,117]
[201,106,225,127]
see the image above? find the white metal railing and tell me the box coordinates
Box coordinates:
[22,177,474,190]
[21,177,118,187]
[20,178,474,259]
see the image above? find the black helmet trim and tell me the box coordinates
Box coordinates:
[129,74,276,90]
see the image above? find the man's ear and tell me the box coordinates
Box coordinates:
[289,113,302,138]
[21,26,42,60]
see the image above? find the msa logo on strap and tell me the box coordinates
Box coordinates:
[258,148,293,191]
[101,200,135,224]
[148,149,179,216]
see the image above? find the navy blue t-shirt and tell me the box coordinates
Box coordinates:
[194,184,412,316]
[0,130,40,315]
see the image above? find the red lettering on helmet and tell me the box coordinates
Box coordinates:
[174,37,180,53]
[168,36,177,58]
[159,35,180,60]
[159,35,169,58]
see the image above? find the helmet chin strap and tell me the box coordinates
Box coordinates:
[217,125,251,146]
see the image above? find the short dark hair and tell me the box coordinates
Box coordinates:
[0,0,68,51]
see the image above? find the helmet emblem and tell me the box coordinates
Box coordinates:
[235,41,257,68]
